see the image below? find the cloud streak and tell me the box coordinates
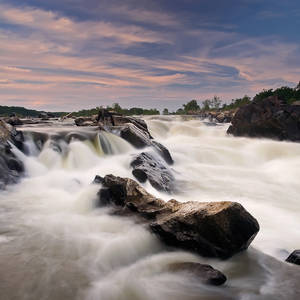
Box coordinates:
[0,1,299,111]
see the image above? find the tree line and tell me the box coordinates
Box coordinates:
[163,82,300,115]
[1,82,299,117]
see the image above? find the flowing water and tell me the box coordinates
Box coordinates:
[0,116,300,300]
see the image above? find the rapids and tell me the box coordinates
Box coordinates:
[0,116,300,300]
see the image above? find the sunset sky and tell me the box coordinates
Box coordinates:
[0,0,299,111]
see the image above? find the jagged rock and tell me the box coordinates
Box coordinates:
[227,96,300,142]
[0,120,24,189]
[168,262,227,286]
[286,250,300,265]
[130,152,175,193]
[96,175,259,259]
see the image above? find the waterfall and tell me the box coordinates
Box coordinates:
[0,118,299,300]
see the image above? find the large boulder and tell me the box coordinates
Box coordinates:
[96,175,259,259]
[168,262,227,286]
[0,120,24,189]
[227,96,300,141]
[130,152,175,193]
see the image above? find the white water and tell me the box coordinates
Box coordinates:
[0,117,300,300]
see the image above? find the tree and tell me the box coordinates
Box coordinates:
[112,103,122,113]
[162,108,169,115]
[210,96,222,109]
[175,108,184,115]
[183,99,200,112]
[202,99,211,110]
[253,89,274,101]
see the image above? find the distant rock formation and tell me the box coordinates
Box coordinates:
[227,96,300,142]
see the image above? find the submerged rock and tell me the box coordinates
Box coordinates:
[286,250,300,265]
[0,120,24,189]
[96,175,259,259]
[168,262,227,286]
[130,152,175,193]
[227,96,300,142]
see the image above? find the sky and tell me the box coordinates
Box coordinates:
[0,0,300,112]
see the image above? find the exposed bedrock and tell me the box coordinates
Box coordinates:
[95,174,260,259]
[227,96,300,142]
[0,120,24,189]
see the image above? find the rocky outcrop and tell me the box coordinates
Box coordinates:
[286,250,300,266]
[0,120,24,189]
[130,152,175,193]
[96,175,259,259]
[168,262,227,286]
[227,96,300,142]
[75,109,174,166]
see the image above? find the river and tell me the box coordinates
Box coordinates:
[0,116,299,300]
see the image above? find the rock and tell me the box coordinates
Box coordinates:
[0,120,24,189]
[130,152,175,193]
[227,96,300,142]
[151,141,173,165]
[97,175,259,259]
[168,262,227,286]
[5,116,23,126]
[38,112,49,119]
[286,250,300,265]
[120,123,152,148]
[74,116,98,126]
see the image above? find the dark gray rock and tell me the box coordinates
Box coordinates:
[227,96,300,142]
[97,175,260,259]
[286,250,300,265]
[0,120,24,189]
[130,152,175,193]
[168,262,227,286]
[120,123,152,148]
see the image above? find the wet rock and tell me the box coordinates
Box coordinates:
[151,141,173,165]
[130,152,175,193]
[0,120,24,189]
[227,96,300,142]
[168,262,227,286]
[5,116,23,126]
[286,250,300,265]
[74,116,98,126]
[120,123,152,148]
[97,175,259,259]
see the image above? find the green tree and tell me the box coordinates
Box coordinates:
[162,108,169,115]
[183,99,200,112]
[253,89,274,101]
[202,99,211,110]
[112,103,122,113]
[210,96,222,109]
